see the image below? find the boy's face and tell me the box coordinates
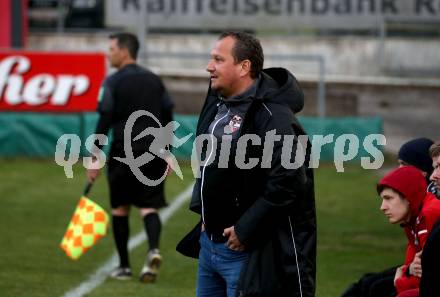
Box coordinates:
[380,188,410,224]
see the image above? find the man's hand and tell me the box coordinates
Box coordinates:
[165,155,174,176]
[409,250,423,277]
[86,156,102,183]
[87,168,100,183]
[394,265,405,284]
[223,226,245,252]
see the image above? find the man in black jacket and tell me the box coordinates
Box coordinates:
[87,33,173,283]
[177,31,316,297]
[420,142,440,297]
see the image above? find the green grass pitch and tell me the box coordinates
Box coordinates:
[0,159,405,297]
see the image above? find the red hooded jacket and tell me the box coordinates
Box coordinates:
[378,166,440,293]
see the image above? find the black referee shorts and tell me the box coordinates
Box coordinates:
[107,149,168,210]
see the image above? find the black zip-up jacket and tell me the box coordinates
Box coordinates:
[177,68,316,297]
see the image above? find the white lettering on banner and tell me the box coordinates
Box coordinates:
[108,0,440,30]
[0,56,90,106]
[0,56,30,105]
[23,74,56,105]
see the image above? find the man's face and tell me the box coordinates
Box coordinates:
[430,155,440,191]
[206,36,244,98]
[380,188,410,224]
[108,39,124,69]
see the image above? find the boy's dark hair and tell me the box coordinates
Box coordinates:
[430,142,440,158]
[109,32,139,60]
[219,31,264,79]
[377,185,405,199]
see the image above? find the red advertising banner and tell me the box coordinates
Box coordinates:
[0,51,106,112]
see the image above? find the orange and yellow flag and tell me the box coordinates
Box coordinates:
[60,196,109,260]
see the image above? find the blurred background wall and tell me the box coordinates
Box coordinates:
[1,0,439,157]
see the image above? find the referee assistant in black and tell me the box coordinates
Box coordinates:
[87,32,173,283]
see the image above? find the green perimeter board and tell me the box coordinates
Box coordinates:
[0,112,383,161]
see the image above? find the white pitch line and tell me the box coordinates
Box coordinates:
[62,182,195,297]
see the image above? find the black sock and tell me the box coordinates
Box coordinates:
[143,212,161,251]
[112,215,130,268]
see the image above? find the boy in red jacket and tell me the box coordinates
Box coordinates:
[378,166,440,296]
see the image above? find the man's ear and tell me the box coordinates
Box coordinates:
[240,60,251,77]
[121,47,130,60]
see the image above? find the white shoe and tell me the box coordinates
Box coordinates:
[110,267,132,280]
[139,249,162,283]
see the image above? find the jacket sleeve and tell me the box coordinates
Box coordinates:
[160,88,174,127]
[395,198,440,293]
[234,109,307,246]
[94,80,114,149]
[160,88,174,155]
[395,270,420,293]
[396,212,439,285]
[395,242,419,293]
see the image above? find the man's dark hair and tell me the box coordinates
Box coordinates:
[430,142,440,158]
[109,32,139,60]
[219,31,264,79]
